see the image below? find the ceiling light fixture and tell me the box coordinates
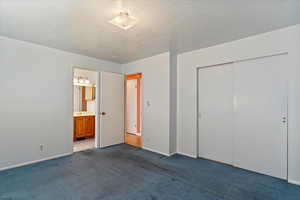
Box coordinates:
[73,77,92,86]
[109,11,138,30]
[109,0,138,30]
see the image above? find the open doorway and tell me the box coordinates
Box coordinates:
[125,73,142,148]
[73,68,97,152]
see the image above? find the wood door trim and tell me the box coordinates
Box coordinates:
[136,78,141,133]
[126,73,142,80]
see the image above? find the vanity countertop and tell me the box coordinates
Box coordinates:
[73,112,96,117]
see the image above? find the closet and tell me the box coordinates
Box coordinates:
[198,54,288,179]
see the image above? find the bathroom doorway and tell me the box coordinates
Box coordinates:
[73,68,97,152]
[125,73,142,147]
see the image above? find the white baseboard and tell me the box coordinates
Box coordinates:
[288,179,300,186]
[142,147,172,157]
[169,152,177,156]
[177,151,197,159]
[0,152,73,172]
[100,142,124,149]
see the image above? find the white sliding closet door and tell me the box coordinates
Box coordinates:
[198,64,234,164]
[233,55,287,179]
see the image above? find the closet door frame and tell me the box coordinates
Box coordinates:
[196,52,288,180]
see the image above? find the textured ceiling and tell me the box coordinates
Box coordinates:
[1,0,300,64]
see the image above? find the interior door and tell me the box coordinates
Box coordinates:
[233,55,287,179]
[198,63,234,164]
[99,72,124,148]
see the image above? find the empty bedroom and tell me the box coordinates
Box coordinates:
[1,0,300,199]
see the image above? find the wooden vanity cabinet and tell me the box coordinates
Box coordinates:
[74,116,95,140]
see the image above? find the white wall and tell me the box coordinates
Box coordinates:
[123,53,171,155]
[0,36,121,170]
[74,68,98,85]
[87,101,96,113]
[169,52,177,154]
[177,24,300,183]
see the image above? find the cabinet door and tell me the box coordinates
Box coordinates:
[86,116,95,137]
[91,116,95,137]
[75,117,86,138]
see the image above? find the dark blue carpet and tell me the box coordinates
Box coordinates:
[0,144,300,200]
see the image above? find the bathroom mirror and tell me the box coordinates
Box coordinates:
[73,86,96,112]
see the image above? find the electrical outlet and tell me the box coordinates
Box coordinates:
[40,144,44,152]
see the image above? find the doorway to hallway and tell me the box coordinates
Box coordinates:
[125,73,142,148]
